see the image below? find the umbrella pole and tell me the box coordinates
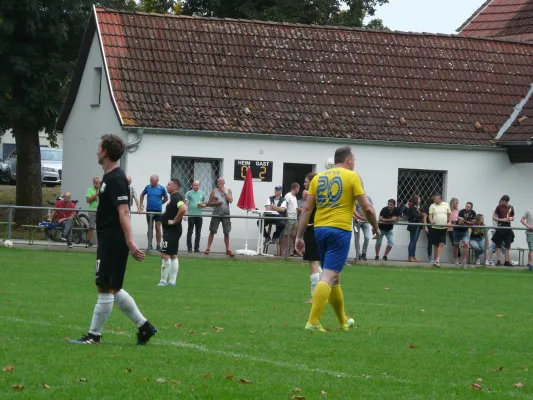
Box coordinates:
[244,210,249,250]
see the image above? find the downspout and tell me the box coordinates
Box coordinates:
[127,128,144,153]
[495,83,533,140]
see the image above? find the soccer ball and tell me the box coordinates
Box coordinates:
[325,157,335,169]
[3,240,13,248]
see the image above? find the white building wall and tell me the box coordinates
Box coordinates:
[126,132,533,262]
[61,33,125,206]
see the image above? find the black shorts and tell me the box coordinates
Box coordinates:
[161,225,182,255]
[432,228,447,245]
[303,226,320,262]
[146,212,162,223]
[492,229,515,249]
[95,231,129,290]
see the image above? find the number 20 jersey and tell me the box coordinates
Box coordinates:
[308,168,365,231]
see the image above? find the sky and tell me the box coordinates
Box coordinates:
[365,0,486,34]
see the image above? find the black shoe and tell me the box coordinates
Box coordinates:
[375,256,379,261]
[361,253,367,261]
[67,243,73,248]
[69,333,101,344]
[383,256,388,261]
[137,321,157,345]
[194,249,200,253]
[496,261,501,266]
[504,261,512,267]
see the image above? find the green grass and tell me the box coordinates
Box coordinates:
[1,249,533,399]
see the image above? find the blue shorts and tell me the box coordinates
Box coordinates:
[453,230,469,244]
[314,227,352,273]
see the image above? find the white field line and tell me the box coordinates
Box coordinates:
[2,316,410,382]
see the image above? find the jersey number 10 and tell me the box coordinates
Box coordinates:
[316,175,343,208]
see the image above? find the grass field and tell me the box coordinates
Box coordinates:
[1,249,533,399]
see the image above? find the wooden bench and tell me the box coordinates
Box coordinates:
[0,221,15,241]
[22,225,88,246]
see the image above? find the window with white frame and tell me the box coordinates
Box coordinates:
[171,157,222,194]
[397,168,447,210]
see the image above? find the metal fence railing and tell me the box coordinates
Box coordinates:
[0,204,531,263]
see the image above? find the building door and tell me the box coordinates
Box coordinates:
[282,163,315,198]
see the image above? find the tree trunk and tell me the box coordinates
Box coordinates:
[13,127,43,225]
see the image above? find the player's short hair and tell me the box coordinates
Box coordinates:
[433,193,442,200]
[291,182,300,191]
[100,134,125,161]
[305,172,317,182]
[388,199,396,206]
[466,201,473,208]
[410,194,420,205]
[334,146,353,164]
[170,178,181,188]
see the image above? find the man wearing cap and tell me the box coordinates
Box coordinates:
[261,185,287,245]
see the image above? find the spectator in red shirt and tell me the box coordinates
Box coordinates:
[50,192,77,248]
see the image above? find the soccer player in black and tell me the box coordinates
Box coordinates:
[158,178,187,286]
[70,134,157,345]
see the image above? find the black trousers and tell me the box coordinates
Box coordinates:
[187,216,203,251]
[259,218,285,239]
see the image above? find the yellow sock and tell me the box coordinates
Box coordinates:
[308,282,331,326]
[329,285,347,324]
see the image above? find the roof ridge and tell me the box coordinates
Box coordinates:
[95,7,533,48]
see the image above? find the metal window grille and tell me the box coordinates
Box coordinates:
[397,168,447,210]
[170,157,222,194]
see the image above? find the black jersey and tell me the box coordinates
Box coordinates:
[162,192,185,229]
[97,167,130,235]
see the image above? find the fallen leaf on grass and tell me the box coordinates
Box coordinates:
[156,378,166,383]
[476,378,483,382]
[513,382,524,388]
[12,385,24,391]
[77,378,88,382]
[471,384,483,390]
[239,378,253,384]
[3,366,14,372]
[292,396,305,399]
[189,331,195,334]
[212,326,224,332]
[496,314,504,317]
[42,383,50,389]
[204,373,211,379]
[320,390,327,395]
[225,375,235,380]
[384,287,389,290]
[407,344,418,349]
[292,388,303,393]
[126,368,132,373]
[110,354,117,358]
[174,323,182,328]
[492,366,504,373]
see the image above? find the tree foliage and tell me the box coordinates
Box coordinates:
[181,0,388,28]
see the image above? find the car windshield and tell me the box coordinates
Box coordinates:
[40,149,62,162]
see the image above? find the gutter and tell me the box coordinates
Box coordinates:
[121,126,504,152]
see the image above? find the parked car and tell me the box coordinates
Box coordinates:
[0,159,10,184]
[6,148,62,186]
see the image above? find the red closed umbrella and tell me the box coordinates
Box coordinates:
[236,167,257,255]
[237,167,256,211]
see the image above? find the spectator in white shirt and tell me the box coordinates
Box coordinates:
[282,182,300,257]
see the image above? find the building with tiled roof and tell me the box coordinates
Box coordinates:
[57,6,533,259]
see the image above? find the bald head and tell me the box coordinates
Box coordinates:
[192,180,200,191]
[63,192,72,204]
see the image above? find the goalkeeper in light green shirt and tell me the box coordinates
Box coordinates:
[85,177,100,247]
[185,180,207,253]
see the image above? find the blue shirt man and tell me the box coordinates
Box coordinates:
[140,175,168,250]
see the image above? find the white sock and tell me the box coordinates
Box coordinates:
[168,258,179,285]
[310,272,320,296]
[160,259,171,282]
[89,293,114,336]
[318,267,323,280]
[114,289,147,328]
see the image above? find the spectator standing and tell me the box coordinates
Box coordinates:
[261,185,287,245]
[185,180,207,253]
[455,202,477,267]
[85,177,100,248]
[140,175,168,251]
[353,196,373,261]
[406,195,424,262]
[127,176,141,213]
[422,204,433,263]
[469,214,486,266]
[449,198,461,264]
[205,177,235,256]
[50,192,77,248]
[283,182,300,257]
[375,199,401,261]
[492,195,515,266]
[520,208,533,270]
[428,194,451,267]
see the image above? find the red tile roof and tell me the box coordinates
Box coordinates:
[57,8,533,146]
[459,0,533,42]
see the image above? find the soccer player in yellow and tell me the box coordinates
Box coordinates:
[296,146,379,332]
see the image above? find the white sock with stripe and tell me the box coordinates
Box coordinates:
[168,258,179,285]
[89,293,114,336]
[310,272,320,296]
[114,289,147,328]
[160,259,171,283]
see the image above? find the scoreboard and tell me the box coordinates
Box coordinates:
[234,160,273,182]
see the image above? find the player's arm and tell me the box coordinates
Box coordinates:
[225,189,233,203]
[161,188,168,205]
[139,187,147,210]
[207,190,219,207]
[170,201,188,225]
[357,195,379,235]
[447,209,452,226]
[428,208,434,225]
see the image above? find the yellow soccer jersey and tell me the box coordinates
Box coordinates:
[308,168,365,231]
